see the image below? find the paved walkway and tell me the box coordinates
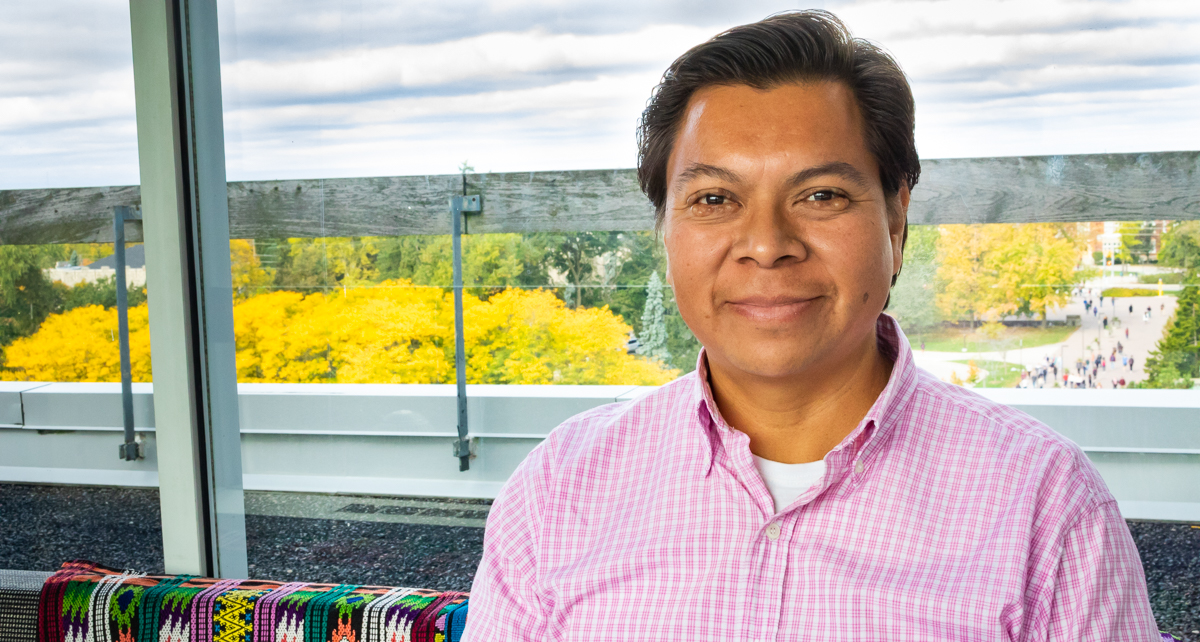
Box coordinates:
[912,287,1177,388]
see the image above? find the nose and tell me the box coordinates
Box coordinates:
[732,204,806,268]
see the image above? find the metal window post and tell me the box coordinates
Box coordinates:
[450,193,481,471]
[115,205,144,461]
[129,0,246,577]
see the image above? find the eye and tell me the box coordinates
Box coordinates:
[702,194,727,206]
[800,188,850,211]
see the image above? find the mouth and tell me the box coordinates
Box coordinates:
[725,295,819,323]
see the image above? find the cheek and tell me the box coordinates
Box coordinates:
[817,218,893,295]
[664,228,725,310]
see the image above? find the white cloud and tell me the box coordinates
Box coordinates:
[1,0,1198,188]
[221,25,712,104]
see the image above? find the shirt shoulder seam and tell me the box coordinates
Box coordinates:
[910,376,1111,507]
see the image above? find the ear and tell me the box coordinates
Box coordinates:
[890,185,911,279]
[661,227,675,288]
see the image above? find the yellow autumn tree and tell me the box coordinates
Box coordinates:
[235,283,676,385]
[4,282,678,386]
[230,239,275,300]
[234,285,455,384]
[936,223,1084,325]
[1,304,153,382]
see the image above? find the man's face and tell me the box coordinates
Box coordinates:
[662,81,906,380]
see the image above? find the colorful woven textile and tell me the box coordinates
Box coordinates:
[36,561,469,642]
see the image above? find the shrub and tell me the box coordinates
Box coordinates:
[1101,287,1173,298]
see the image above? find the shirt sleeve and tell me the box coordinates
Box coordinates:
[1042,500,1161,642]
[460,445,550,641]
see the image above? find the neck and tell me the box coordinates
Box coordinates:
[706,324,894,464]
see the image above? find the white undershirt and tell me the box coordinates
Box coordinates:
[751,454,827,514]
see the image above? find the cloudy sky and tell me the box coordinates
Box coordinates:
[1,0,1198,188]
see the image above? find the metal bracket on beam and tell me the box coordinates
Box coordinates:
[115,205,144,461]
[450,194,482,471]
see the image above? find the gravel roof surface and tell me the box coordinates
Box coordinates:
[2,483,1196,639]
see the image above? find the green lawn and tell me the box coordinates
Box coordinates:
[952,359,1025,388]
[912,325,1077,353]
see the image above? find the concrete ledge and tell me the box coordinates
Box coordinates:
[243,474,506,500]
[2,383,1198,516]
[1118,501,1200,522]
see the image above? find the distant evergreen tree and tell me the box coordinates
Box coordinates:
[887,225,941,331]
[1136,276,1199,389]
[637,271,670,363]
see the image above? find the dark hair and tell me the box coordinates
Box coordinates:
[636,10,920,286]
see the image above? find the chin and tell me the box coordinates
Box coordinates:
[716,342,822,379]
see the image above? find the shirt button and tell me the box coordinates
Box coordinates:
[854,460,864,474]
[765,522,781,541]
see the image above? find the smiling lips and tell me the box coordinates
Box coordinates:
[725,295,819,323]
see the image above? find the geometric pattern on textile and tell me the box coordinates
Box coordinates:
[34,562,471,642]
[213,589,267,642]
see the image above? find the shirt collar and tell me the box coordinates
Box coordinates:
[691,313,919,478]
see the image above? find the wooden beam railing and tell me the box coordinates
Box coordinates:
[1,151,1197,245]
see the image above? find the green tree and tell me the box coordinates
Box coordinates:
[888,225,941,331]
[637,272,670,363]
[270,237,379,290]
[57,277,147,311]
[375,236,434,283]
[1158,221,1200,269]
[374,234,548,298]
[588,231,661,332]
[1119,221,1153,264]
[0,245,66,347]
[539,232,622,308]
[1137,278,1199,389]
[561,230,701,374]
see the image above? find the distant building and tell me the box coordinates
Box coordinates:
[1079,220,1169,263]
[43,245,147,288]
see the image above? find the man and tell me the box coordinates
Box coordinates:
[464,11,1160,641]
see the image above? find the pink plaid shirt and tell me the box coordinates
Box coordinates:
[464,314,1160,641]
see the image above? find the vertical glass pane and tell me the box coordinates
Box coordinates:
[213,3,1199,639]
[0,1,162,574]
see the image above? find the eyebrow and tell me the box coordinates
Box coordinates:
[675,163,742,186]
[784,161,871,191]
[674,160,872,191]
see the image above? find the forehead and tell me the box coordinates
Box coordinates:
[668,81,874,181]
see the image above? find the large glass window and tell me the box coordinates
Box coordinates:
[2,1,1194,638]
[0,1,162,574]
